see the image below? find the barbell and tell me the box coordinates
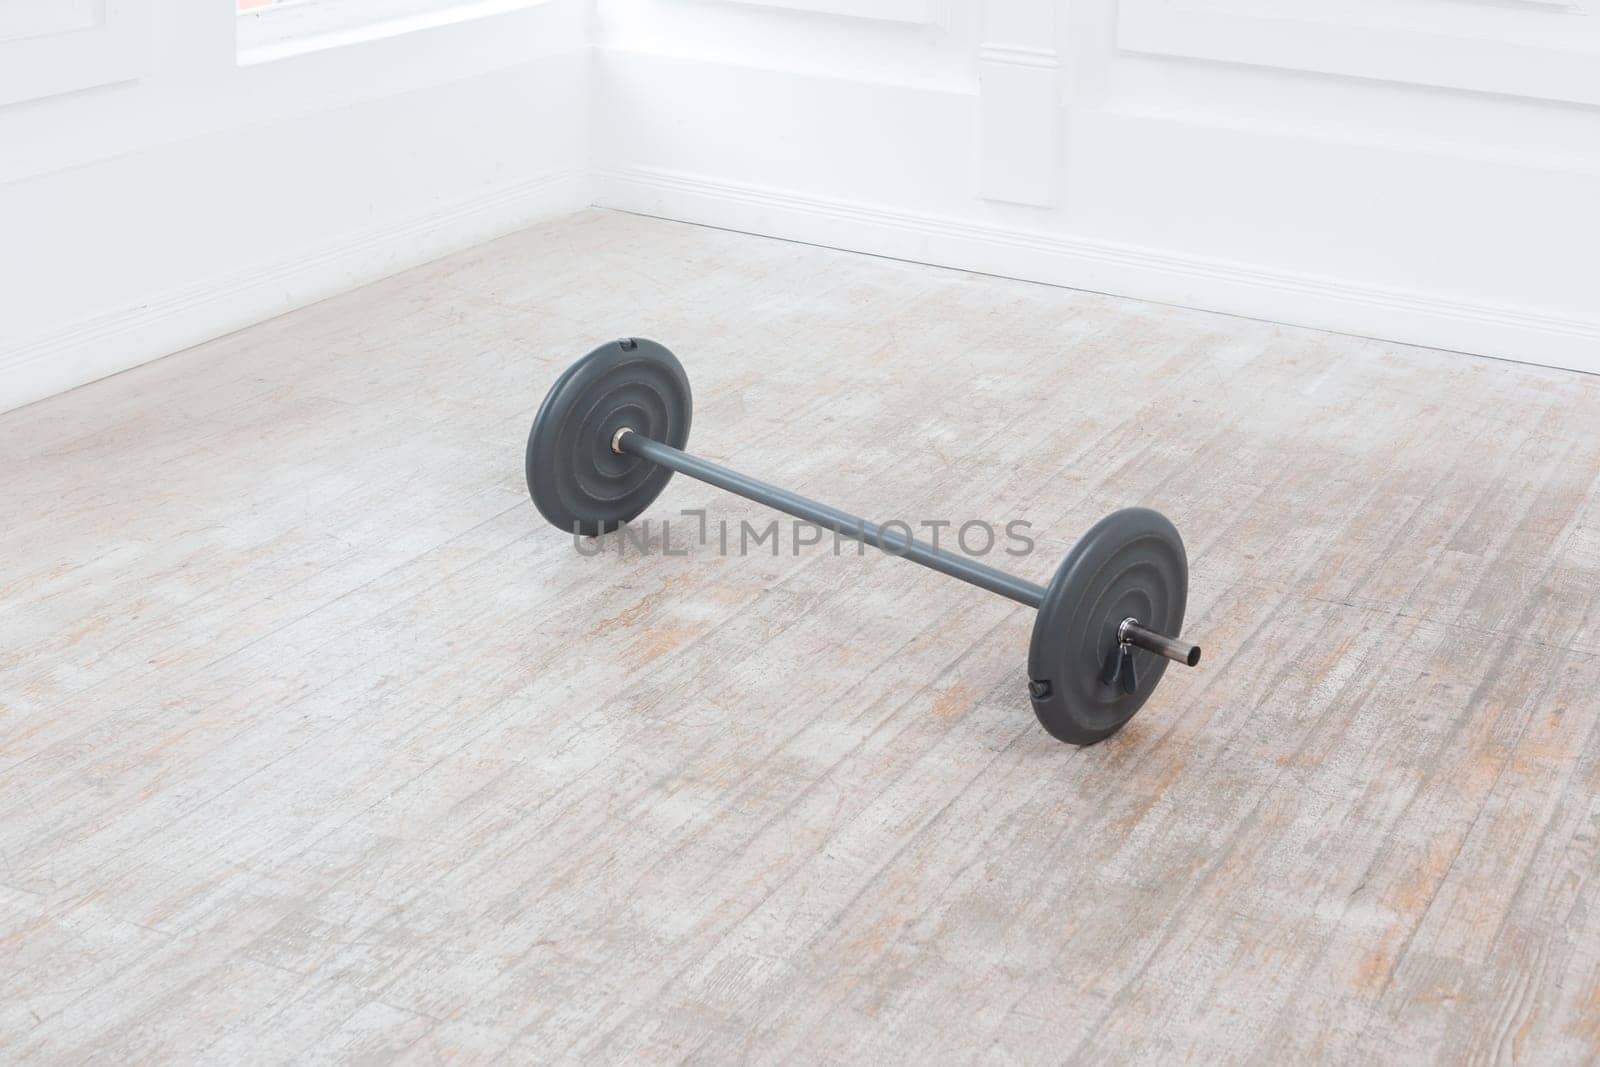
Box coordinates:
[525,338,1202,745]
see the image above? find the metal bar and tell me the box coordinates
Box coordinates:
[1120,619,1201,667]
[616,429,1047,609]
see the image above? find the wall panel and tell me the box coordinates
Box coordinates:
[594,0,1600,371]
[0,0,152,107]
[1118,0,1600,106]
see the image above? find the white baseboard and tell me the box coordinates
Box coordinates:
[10,157,1592,419]
[0,168,589,415]
[594,164,1600,375]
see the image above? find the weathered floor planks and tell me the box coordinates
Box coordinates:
[2,209,1599,1064]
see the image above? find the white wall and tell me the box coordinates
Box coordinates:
[592,0,1600,373]
[0,0,589,413]
[7,0,1597,415]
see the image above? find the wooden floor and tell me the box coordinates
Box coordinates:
[4,210,1600,1064]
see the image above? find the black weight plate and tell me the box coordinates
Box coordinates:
[1027,508,1188,745]
[525,338,692,537]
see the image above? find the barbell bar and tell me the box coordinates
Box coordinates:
[526,338,1203,745]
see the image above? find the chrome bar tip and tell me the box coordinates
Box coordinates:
[1119,618,1201,668]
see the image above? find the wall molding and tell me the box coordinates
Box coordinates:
[1119,0,1600,107]
[977,0,1059,206]
[0,0,152,107]
[976,44,1058,68]
[594,164,1600,375]
[0,168,588,414]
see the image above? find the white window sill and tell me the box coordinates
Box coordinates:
[237,0,549,67]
